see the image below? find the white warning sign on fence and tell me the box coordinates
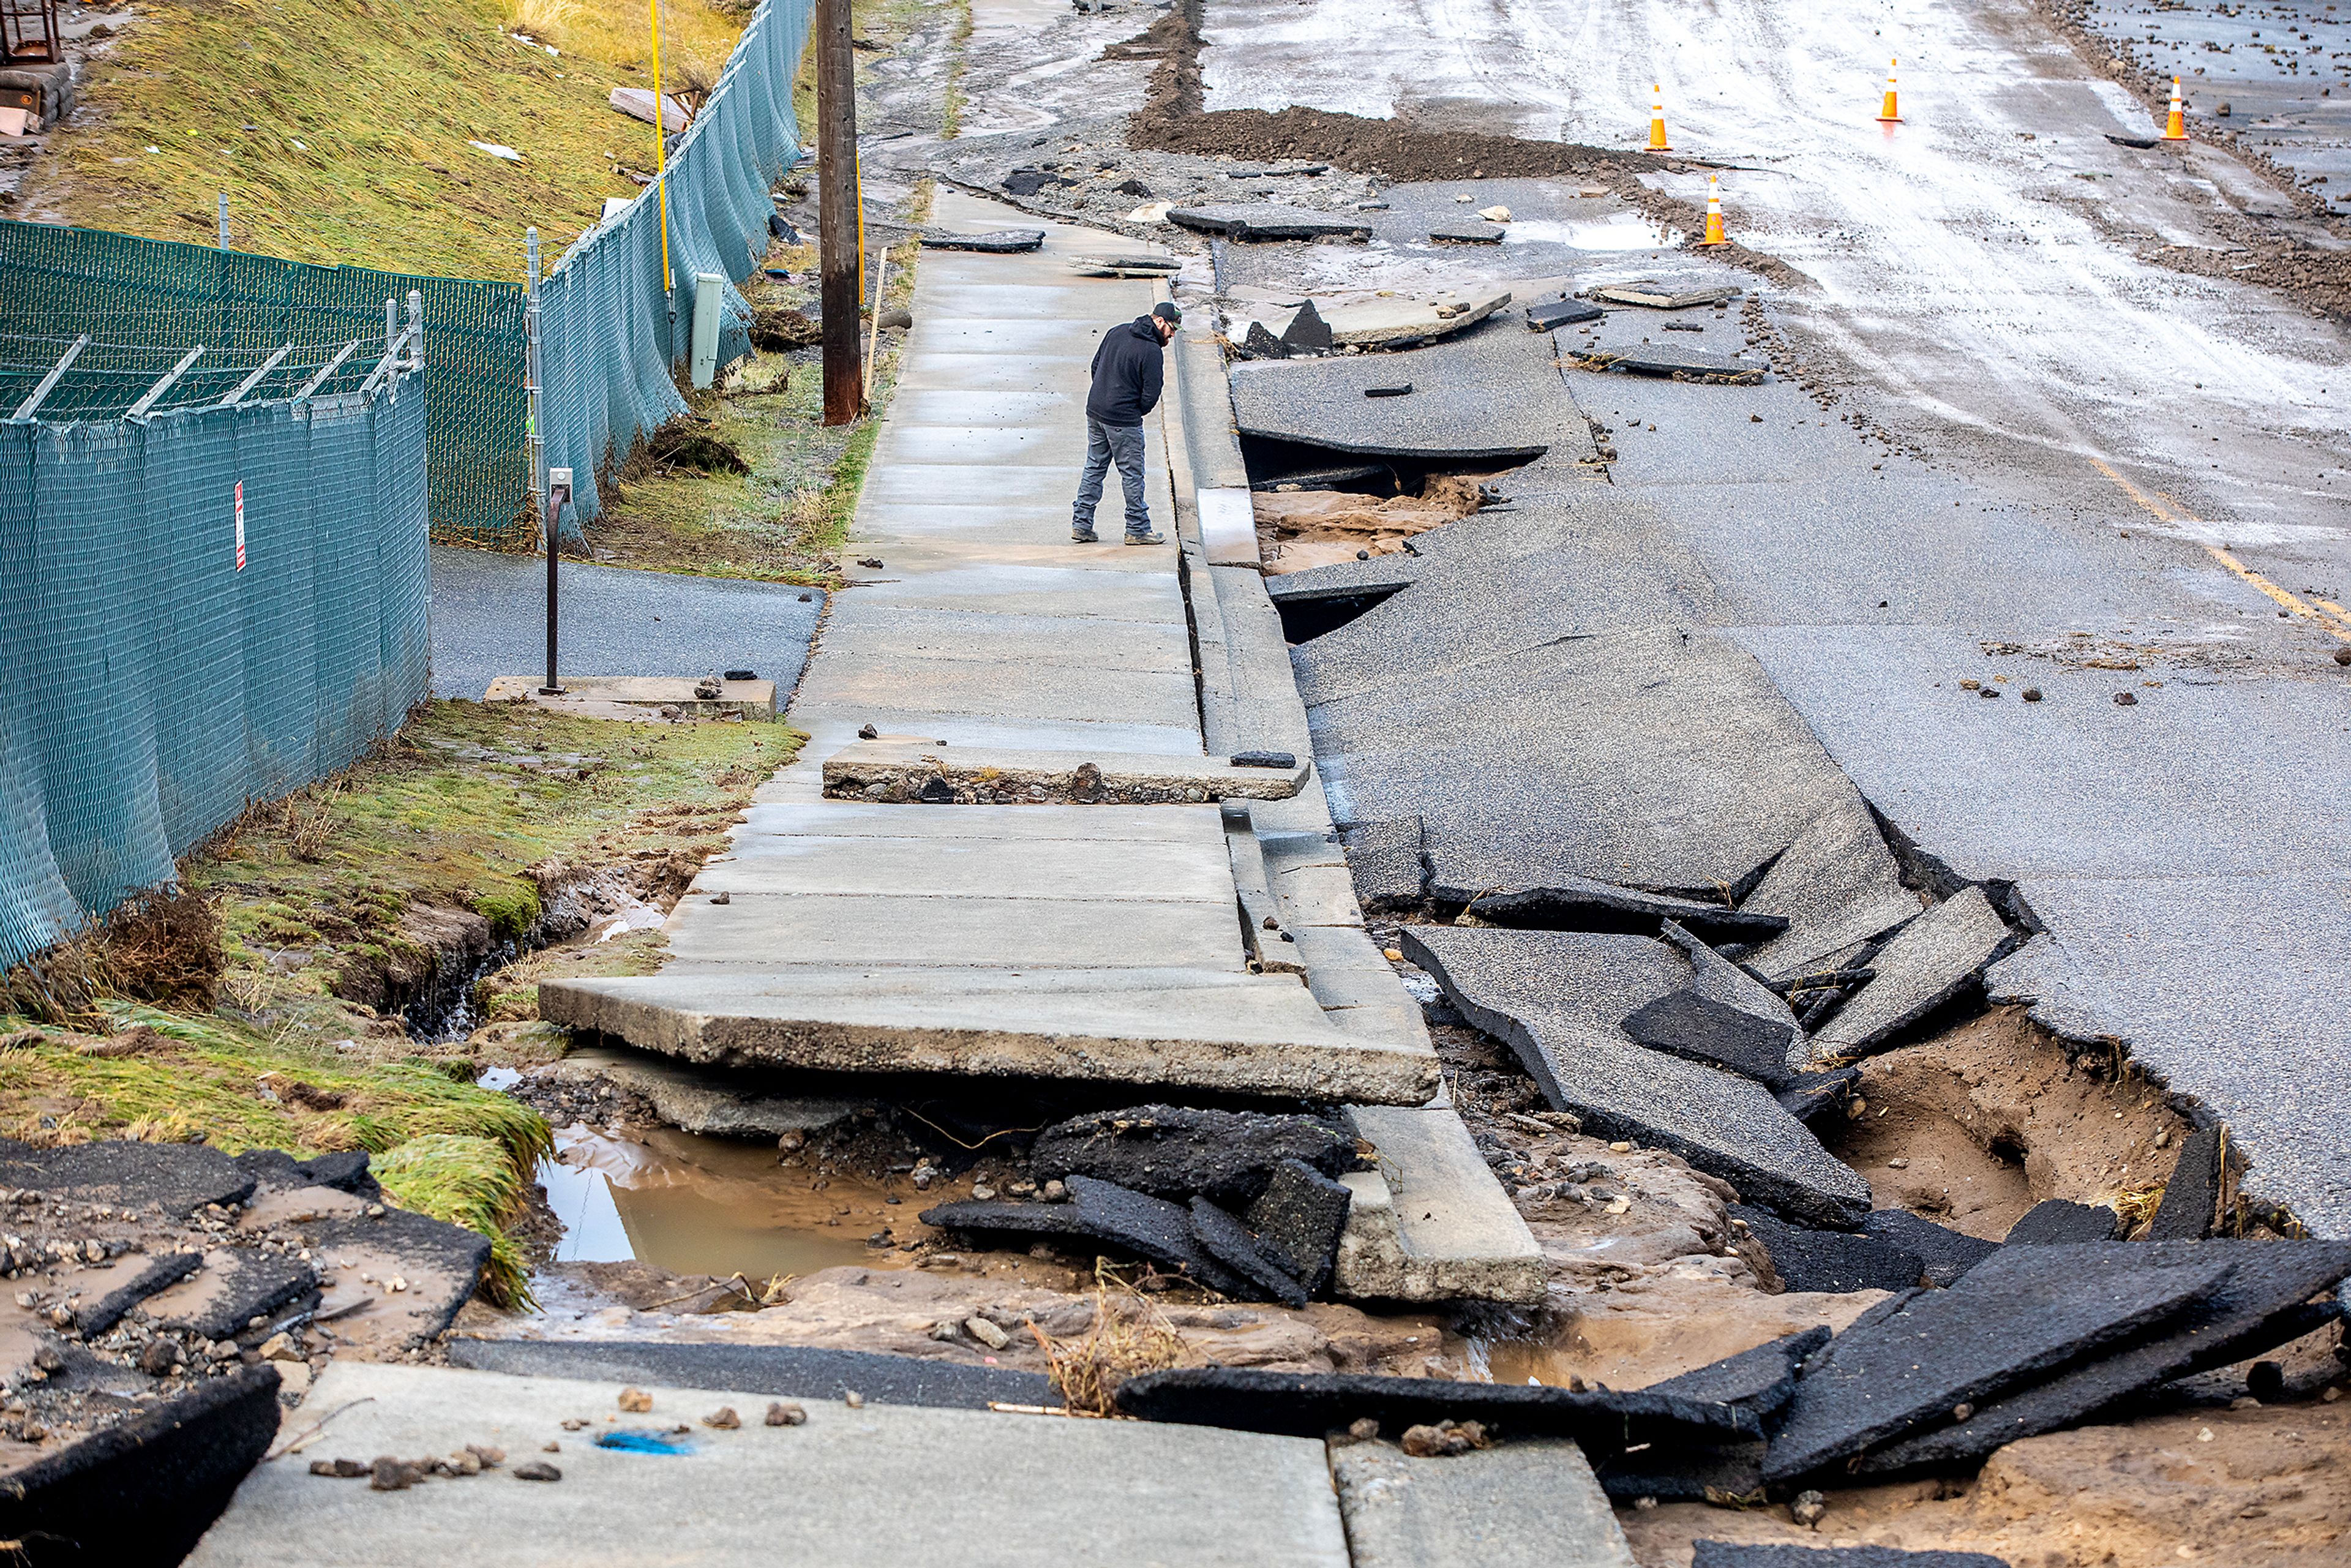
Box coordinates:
[234,481,246,572]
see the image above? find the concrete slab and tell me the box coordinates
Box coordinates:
[444,1338,1054,1410]
[539,966,1441,1104]
[1402,927,1872,1226]
[534,1045,858,1139]
[1807,886,2014,1062]
[1201,486,1258,566]
[186,1362,1351,1568]
[1338,1101,1547,1302]
[820,741,1308,803]
[1329,1439,1638,1568]
[1318,288,1513,346]
[689,833,1234,901]
[653,891,1242,969]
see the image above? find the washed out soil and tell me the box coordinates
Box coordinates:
[1253,474,1490,574]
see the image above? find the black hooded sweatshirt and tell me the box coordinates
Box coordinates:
[1085,316,1166,427]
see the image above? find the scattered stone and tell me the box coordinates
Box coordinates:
[2004,1199,2119,1245]
[1789,1490,1828,1526]
[766,1401,807,1425]
[2113,691,2138,706]
[700,1406,740,1428]
[1621,989,1799,1090]
[618,1387,654,1412]
[1761,1244,2237,1484]
[1243,1158,1352,1296]
[1730,1206,1924,1293]
[370,1455,421,1490]
[1854,1239,2351,1474]
[1027,1105,1358,1206]
[140,1337,187,1376]
[1399,1419,1490,1456]
[1460,879,1789,945]
[918,228,1044,252]
[2144,1125,2224,1240]
[310,1457,370,1477]
[962,1316,1010,1351]
[1806,886,2014,1062]
[1861,1210,2001,1287]
[511,1460,561,1481]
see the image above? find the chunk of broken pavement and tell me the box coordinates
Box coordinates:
[1861,1210,2000,1287]
[69,1250,203,1337]
[1761,1243,2237,1484]
[1805,885,2014,1063]
[922,1175,1251,1296]
[1464,880,1789,945]
[1621,990,1799,1090]
[2004,1198,2118,1245]
[147,1248,318,1341]
[0,1136,256,1216]
[1524,298,1603,330]
[2144,1125,2224,1240]
[1692,1546,2012,1568]
[1738,793,1924,981]
[1165,204,1372,241]
[1244,1158,1352,1296]
[1113,1366,1758,1459]
[1730,1206,1923,1293]
[1188,1198,1307,1307]
[1403,927,1870,1226]
[1027,1104,1357,1206]
[1648,1326,1830,1424]
[917,228,1044,253]
[1339,817,1426,911]
[1853,1238,2351,1474]
[1279,299,1334,354]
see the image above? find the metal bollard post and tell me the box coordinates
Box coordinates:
[541,468,572,695]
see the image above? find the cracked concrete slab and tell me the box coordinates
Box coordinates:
[1168,204,1373,241]
[1805,886,2014,1063]
[1232,321,1592,462]
[1401,927,1871,1226]
[1461,879,1788,943]
[1338,1100,1547,1302]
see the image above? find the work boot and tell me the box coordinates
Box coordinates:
[1123,529,1166,546]
[1071,525,1100,543]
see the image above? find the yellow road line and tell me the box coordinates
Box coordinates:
[2090,458,2351,642]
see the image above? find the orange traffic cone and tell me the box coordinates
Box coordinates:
[2162,76,2188,142]
[1699,176,1728,246]
[1877,58,1901,122]
[1647,84,1671,152]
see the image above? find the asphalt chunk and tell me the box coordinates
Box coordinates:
[1027,1105,1359,1206]
[1404,927,1871,1227]
[0,1137,255,1217]
[1188,1198,1308,1307]
[1861,1210,2001,1287]
[1338,816,1428,911]
[1648,1326,1831,1424]
[1806,885,2014,1062]
[1231,321,1581,462]
[69,1250,204,1337]
[1761,1244,2236,1485]
[1168,204,1373,241]
[923,1175,1253,1297]
[1245,1158,1353,1296]
[2004,1198,2120,1245]
[1622,989,1801,1089]
[1854,1239,2351,1475]
[1738,794,1924,982]
[2144,1125,2225,1240]
[1731,1206,1924,1293]
[1460,880,1789,945]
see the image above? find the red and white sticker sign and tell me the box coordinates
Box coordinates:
[234,481,246,572]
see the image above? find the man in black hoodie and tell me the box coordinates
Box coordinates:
[1072,301,1179,546]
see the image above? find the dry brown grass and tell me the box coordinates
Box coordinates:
[1024,1263,1185,1417]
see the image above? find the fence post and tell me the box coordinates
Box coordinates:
[384,297,397,359]
[524,228,545,525]
[407,290,424,374]
[217,193,230,250]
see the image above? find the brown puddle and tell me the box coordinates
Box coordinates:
[537,1123,911,1283]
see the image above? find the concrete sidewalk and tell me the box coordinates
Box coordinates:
[540,192,1439,1105]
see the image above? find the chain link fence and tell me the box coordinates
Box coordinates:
[0,351,430,971]
[0,0,811,547]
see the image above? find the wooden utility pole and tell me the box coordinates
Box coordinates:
[816,0,861,424]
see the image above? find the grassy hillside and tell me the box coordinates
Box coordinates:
[24,0,748,279]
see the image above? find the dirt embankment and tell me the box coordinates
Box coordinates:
[1119,0,1808,290]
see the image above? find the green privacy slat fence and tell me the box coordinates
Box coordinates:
[0,0,809,546]
[0,369,432,972]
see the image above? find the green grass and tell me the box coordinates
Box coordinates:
[28,0,748,277]
[0,700,800,1301]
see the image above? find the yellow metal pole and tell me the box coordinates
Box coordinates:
[648,0,673,293]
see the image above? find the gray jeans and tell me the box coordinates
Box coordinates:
[1073,418,1149,535]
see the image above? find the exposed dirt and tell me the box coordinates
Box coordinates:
[1253,475,1488,573]
[1822,1007,2195,1239]
[1621,1402,2351,1567]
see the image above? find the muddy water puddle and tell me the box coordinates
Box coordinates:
[537,1123,907,1282]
